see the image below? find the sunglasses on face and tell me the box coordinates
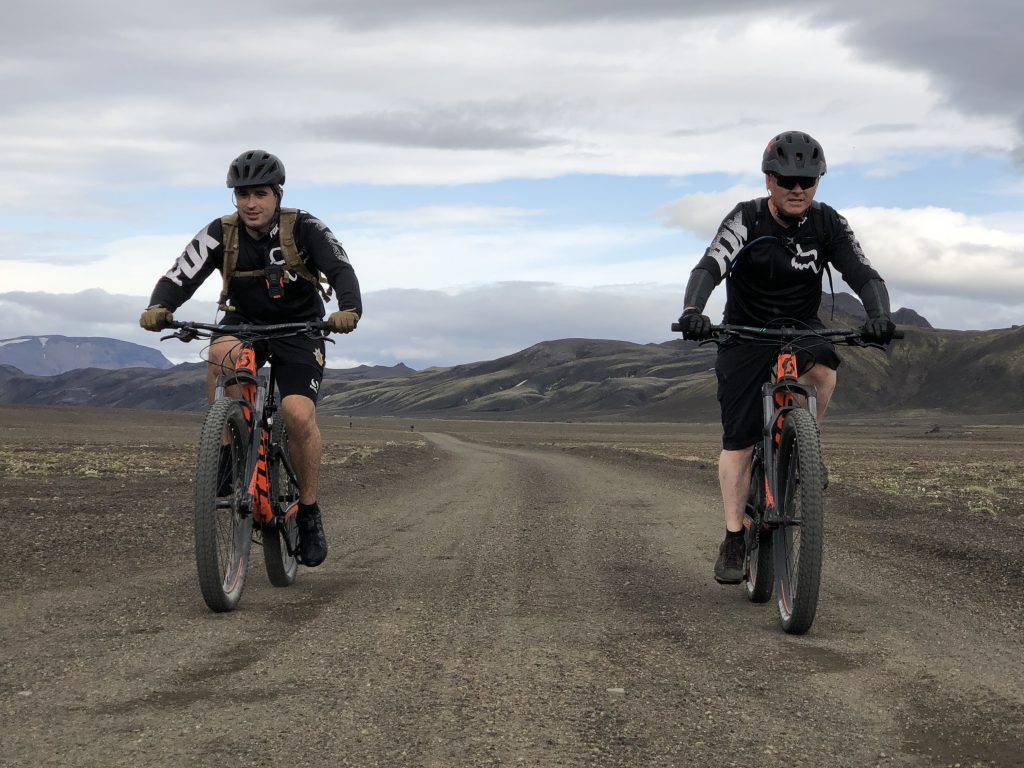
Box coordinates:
[772,174,819,190]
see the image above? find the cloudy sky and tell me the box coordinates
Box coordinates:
[2,0,1022,368]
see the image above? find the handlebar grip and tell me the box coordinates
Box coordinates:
[892,329,905,340]
[671,322,681,333]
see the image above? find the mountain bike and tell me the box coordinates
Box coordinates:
[163,320,332,612]
[671,322,901,634]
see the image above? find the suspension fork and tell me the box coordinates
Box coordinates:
[762,347,819,523]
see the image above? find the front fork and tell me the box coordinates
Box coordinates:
[214,357,269,523]
[760,378,818,527]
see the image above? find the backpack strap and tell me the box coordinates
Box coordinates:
[280,209,334,302]
[276,209,333,302]
[218,214,243,312]
[805,203,837,320]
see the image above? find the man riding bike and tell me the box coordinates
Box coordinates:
[676,131,896,585]
[139,149,362,568]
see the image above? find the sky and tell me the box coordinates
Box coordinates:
[1,0,1022,369]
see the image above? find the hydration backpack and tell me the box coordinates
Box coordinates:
[217,207,332,311]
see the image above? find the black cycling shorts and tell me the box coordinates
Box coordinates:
[215,314,326,403]
[716,332,840,451]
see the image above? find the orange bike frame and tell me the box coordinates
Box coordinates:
[231,346,274,524]
[764,350,800,511]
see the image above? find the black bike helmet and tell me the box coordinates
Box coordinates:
[761,131,826,176]
[226,150,286,188]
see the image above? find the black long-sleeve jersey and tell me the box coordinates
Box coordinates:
[148,210,362,323]
[690,198,882,326]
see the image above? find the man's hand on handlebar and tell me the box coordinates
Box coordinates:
[861,316,897,344]
[139,306,174,332]
[327,309,359,334]
[677,309,714,341]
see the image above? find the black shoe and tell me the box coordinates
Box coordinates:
[714,534,745,584]
[296,503,328,567]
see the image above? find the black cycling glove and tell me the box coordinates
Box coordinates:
[678,310,713,341]
[858,278,896,343]
[861,316,896,343]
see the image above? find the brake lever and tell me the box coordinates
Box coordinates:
[846,336,887,350]
[303,328,336,344]
[161,327,199,342]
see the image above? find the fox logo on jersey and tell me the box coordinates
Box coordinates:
[784,238,821,274]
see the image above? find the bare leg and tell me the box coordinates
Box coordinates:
[205,335,243,403]
[720,446,754,533]
[282,394,320,505]
[798,364,837,423]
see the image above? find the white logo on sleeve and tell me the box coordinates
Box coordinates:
[310,378,320,393]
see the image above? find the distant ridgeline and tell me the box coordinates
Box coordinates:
[1,295,1021,418]
[0,336,173,376]
[819,292,932,328]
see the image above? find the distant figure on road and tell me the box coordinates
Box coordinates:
[676,131,896,585]
[139,150,362,567]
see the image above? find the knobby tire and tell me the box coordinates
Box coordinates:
[773,408,825,634]
[194,398,252,612]
[263,416,300,587]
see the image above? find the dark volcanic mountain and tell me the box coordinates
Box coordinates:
[818,293,932,329]
[0,336,173,375]
[1,296,1020,419]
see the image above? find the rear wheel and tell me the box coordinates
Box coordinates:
[744,453,774,603]
[263,415,300,587]
[194,398,252,612]
[773,408,825,634]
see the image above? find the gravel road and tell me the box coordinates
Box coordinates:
[1,408,1021,767]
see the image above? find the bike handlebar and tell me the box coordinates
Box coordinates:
[668,322,905,345]
[161,319,334,342]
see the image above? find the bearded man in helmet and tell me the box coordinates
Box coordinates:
[140,149,362,568]
[676,131,896,585]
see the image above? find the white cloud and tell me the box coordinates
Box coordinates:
[656,184,766,237]
[844,206,1024,305]
[2,1,1022,351]
[344,205,541,227]
[344,222,680,291]
[0,13,1016,212]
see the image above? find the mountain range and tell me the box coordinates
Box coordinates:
[1,295,1021,420]
[0,335,173,375]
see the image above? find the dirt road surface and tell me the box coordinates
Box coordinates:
[1,406,1022,767]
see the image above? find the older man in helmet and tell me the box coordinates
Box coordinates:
[677,131,896,585]
[140,149,362,568]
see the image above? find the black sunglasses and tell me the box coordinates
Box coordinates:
[772,174,818,190]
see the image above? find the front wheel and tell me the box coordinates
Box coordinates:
[773,408,825,634]
[263,415,300,587]
[194,398,253,612]
[744,453,774,604]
